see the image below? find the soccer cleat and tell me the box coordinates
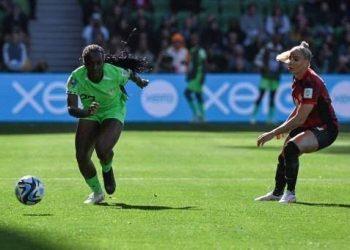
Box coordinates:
[254,191,282,201]
[102,168,116,195]
[279,190,296,204]
[84,192,105,204]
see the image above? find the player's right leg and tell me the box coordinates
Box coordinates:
[184,88,198,121]
[268,90,277,124]
[195,92,205,122]
[95,119,123,195]
[251,88,265,124]
[75,119,104,204]
[255,135,291,201]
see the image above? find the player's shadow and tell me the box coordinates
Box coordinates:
[219,145,350,155]
[98,202,198,211]
[0,227,61,249]
[318,145,350,155]
[296,201,350,209]
[23,213,54,217]
[219,145,278,151]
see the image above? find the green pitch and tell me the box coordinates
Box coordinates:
[0,131,349,249]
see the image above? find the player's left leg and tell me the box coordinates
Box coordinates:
[184,88,198,121]
[268,90,276,123]
[95,119,123,195]
[279,130,319,204]
[251,88,265,124]
[195,92,204,122]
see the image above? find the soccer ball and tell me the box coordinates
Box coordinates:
[15,176,45,205]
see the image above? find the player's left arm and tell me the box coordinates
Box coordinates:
[257,104,314,146]
[130,70,149,89]
[258,82,320,146]
[272,103,314,135]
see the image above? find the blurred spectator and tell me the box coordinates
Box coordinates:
[153,27,171,55]
[2,30,29,72]
[292,4,309,31]
[181,15,199,43]
[315,37,336,73]
[224,32,240,71]
[230,45,248,72]
[303,0,319,26]
[82,12,109,45]
[118,18,132,41]
[200,16,222,50]
[313,1,334,39]
[226,18,245,44]
[170,0,201,14]
[134,32,155,68]
[105,4,125,35]
[2,3,29,36]
[240,3,263,46]
[206,43,227,72]
[107,34,125,55]
[131,0,153,11]
[336,31,350,73]
[337,1,350,25]
[28,0,37,19]
[265,5,290,37]
[154,39,173,72]
[165,33,188,73]
[81,0,101,25]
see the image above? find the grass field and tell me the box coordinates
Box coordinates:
[0,130,349,249]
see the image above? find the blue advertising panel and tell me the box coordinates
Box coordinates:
[0,73,349,122]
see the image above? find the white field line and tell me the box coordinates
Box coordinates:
[0,177,349,182]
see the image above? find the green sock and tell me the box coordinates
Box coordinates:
[268,107,275,121]
[100,160,112,173]
[188,99,198,117]
[197,101,204,118]
[85,175,102,193]
[252,105,259,117]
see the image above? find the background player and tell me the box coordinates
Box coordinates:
[66,44,149,204]
[184,33,207,122]
[255,41,338,204]
[251,35,283,124]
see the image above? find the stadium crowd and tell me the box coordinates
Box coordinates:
[0,0,48,72]
[0,0,350,73]
[79,0,350,74]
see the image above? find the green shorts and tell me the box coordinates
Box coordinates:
[260,78,279,91]
[187,74,204,93]
[83,107,126,124]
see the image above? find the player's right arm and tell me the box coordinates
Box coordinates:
[67,94,99,118]
[66,73,99,118]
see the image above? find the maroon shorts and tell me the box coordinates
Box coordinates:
[289,126,338,150]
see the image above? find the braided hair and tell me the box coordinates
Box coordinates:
[81,44,151,73]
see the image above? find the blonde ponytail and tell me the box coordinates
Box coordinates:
[276,50,291,63]
[276,41,312,63]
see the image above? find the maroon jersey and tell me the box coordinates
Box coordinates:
[291,68,338,130]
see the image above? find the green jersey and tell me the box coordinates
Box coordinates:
[187,46,206,93]
[66,63,130,123]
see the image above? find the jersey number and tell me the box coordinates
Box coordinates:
[80,94,96,102]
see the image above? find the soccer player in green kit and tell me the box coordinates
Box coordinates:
[66,44,149,204]
[184,33,207,122]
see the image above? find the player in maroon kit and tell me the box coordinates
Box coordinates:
[255,41,338,204]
